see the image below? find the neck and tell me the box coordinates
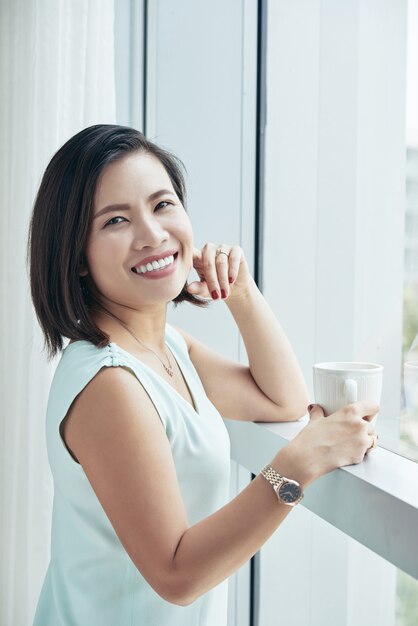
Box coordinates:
[92,303,174,378]
[91,303,168,351]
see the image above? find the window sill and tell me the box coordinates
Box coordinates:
[225,416,418,579]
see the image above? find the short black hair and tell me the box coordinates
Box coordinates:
[27,124,206,359]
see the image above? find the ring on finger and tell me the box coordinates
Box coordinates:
[367,433,378,453]
[216,245,230,258]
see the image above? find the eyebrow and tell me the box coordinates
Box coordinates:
[93,189,177,220]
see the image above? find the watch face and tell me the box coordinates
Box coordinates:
[278,480,302,504]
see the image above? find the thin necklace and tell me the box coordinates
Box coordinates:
[96,308,174,378]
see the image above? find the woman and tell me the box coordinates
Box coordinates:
[28,124,378,625]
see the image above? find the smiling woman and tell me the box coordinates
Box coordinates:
[27,124,379,626]
[28,125,206,360]
[80,151,195,312]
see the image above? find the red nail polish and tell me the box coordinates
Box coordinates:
[228,276,234,284]
[221,289,227,299]
[212,290,219,300]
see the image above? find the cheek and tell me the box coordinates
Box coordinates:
[83,239,116,287]
[181,226,194,269]
[178,214,193,254]
[86,232,122,266]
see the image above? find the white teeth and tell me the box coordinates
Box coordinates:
[133,254,176,274]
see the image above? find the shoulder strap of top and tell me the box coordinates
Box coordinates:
[48,342,126,425]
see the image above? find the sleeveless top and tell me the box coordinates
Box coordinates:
[33,325,231,626]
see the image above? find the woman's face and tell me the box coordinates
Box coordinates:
[82,151,194,312]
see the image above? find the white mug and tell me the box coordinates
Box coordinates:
[404,361,418,417]
[313,362,383,417]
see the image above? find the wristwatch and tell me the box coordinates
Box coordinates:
[260,464,304,506]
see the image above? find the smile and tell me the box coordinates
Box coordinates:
[131,253,177,275]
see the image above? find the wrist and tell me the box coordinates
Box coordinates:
[225,275,258,308]
[271,441,319,489]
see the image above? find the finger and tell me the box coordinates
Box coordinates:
[186,247,210,297]
[307,404,325,420]
[366,422,377,435]
[364,433,378,455]
[201,243,221,299]
[337,401,380,422]
[186,279,210,298]
[191,246,203,269]
[225,245,242,288]
[354,401,380,422]
[215,245,232,299]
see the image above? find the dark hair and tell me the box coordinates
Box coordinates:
[27,124,206,359]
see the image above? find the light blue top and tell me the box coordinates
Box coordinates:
[33,325,231,626]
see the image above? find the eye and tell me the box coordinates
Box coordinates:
[104,216,127,227]
[155,200,172,211]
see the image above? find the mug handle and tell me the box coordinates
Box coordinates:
[343,379,357,404]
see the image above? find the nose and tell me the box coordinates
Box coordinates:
[131,213,169,250]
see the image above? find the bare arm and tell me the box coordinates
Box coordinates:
[62,366,378,606]
[184,245,309,421]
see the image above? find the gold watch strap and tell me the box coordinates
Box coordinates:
[260,464,285,489]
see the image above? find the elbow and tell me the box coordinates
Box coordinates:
[283,401,310,421]
[158,580,199,607]
[153,568,201,607]
[281,390,310,421]
[170,594,196,608]
[281,407,308,422]
[267,400,309,422]
[269,390,310,423]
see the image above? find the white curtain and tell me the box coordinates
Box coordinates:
[0,1,116,623]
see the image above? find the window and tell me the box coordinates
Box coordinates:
[401,0,418,461]
[115,1,418,624]
[263,0,418,464]
[259,0,418,623]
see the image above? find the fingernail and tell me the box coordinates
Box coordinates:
[228,276,234,284]
[212,290,220,300]
[307,404,314,413]
[221,289,227,299]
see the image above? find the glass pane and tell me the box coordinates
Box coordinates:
[263,0,418,463]
[400,0,418,461]
[258,506,418,626]
[397,569,418,626]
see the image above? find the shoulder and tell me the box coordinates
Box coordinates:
[60,340,118,367]
[49,341,139,419]
[68,363,155,416]
[60,354,164,463]
[59,340,154,401]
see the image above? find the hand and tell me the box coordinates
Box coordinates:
[285,401,380,482]
[186,243,253,301]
